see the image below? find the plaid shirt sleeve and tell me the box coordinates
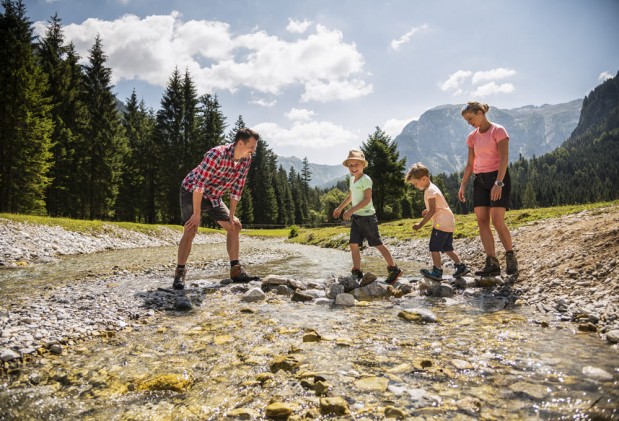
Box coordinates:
[191,147,224,193]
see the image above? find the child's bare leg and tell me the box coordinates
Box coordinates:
[445,251,462,265]
[375,244,396,267]
[350,243,362,269]
[431,251,442,268]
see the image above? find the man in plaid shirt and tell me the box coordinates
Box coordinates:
[173,128,260,289]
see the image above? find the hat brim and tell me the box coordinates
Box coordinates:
[343,158,368,168]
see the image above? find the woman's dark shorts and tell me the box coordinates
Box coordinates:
[180,187,230,224]
[473,170,511,209]
[429,228,454,252]
[350,214,383,247]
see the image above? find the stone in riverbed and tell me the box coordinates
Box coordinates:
[605,329,619,343]
[582,366,613,381]
[320,397,350,416]
[241,288,266,302]
[1,348,20,361]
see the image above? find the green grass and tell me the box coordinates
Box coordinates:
[1,200,616,245]
[288,201,619,248]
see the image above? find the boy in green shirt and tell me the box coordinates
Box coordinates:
[333,150,403,284]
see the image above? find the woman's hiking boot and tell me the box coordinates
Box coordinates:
[474,256,501,277]
[173,267,186,290]
[351,268,364,280]
[385,266,403,285]
[505,250,519,275]
[453,263,470,278]
[420,266,443,281]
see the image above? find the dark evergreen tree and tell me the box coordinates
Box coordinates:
[274,165,295,225]
[194,93,226,161]
[361,127,407,220]
[247,138,278,225]
[38,15,87,217]
[153,67,184,223]
[289,167,309,224]
[116,91,155,221]
[0,0,53,213]
[80,35,126,219]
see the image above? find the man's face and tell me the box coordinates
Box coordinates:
[237,137,258,158]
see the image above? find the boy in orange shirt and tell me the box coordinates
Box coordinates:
[406,162,469,280]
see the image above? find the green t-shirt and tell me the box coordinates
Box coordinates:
[350,174,376,216]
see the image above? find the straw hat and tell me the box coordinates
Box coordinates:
[342,149,368,168]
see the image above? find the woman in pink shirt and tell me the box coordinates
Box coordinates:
[458,102,518,277]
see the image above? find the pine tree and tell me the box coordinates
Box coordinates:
[274,165,295,225]
[0,0,53,213]
[38,14,87,216]
[248,138,278,225]
[80,35,127,219]
[361,127,407,220]
[194,93,226,161]
[116,91,155,221]
[153,67,184,222]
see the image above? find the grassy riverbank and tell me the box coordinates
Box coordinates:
[1,200,616,246]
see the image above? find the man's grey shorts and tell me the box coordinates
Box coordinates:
[179,187,230,224]
[350,214,383,247]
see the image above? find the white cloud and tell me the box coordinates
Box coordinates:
[286,18,312,34]
[390,24,428,51]
[472,82,515,97]
[33,13,370,103]
[598,71,613,81]
[249,98,277,107]
[472,68,516,84]
[383,117,417,139]
[254,120,357,149]
[285,108,314,121]
[301,78,373,102]
[440,70,472,92]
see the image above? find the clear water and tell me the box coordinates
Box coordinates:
[0,238,617,420]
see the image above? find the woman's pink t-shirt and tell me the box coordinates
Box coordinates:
[466,123,509,173]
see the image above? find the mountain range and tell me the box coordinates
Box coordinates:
[277,99,583,187]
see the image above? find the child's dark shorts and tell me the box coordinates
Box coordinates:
[429,228,454,252]
[180,187,230,224]
[473,170,511,209]
[350,214,383,247]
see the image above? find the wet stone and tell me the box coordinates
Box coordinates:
[605,329,619,343]
[320,397,350,416]
[241,288,266,302]
[582,366,613,381]
[335,293,355,306]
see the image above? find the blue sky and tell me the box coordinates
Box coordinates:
[23,0,619,165]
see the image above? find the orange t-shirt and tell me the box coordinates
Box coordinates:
[466,123,509,173]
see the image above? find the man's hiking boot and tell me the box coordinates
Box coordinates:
[505,250,519,275]
[453,263,470,278]
[420,266,443,281]
[351,268,364,280]
[475,256,501,277]
[173,267,186,290]
[385,266,403,285]
[230,264,258,283]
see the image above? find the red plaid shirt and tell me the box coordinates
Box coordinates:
[182,143,252,206]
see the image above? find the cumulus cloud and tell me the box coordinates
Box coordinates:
[253,120,358,160]
[390,24,428,51]
[33,13,371,103]
[249,97,277,107]
[441,68,516,97]
[286,18,312,34]
[440,70,472,92]
[383,117,417,139]
[598,71,613,81]
[285,108,314,121]
[472,82,515,97]
[472,68,516,84]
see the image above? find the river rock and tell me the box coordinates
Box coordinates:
[359,272,378,287]
[241,288,266,302]
[604,329,619,343]
[338,276,360,292]
[137,373,193,392]
[174,296,193,311]
[335,293,355,306]
[265,402,293,418]
[1,348,20,361]
[262,275,289,287]
[320,397,350,416]
[398,308,438,324]
[291,291,315,302]
[582,366,613,381]
[354,376,389,391]
[353,281,389,300]
[384,405,408,419]
[327,284,345,299]
[226,408,259,419]
[508,381,549,399]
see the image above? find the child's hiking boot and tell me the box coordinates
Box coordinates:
[351,268,364,280]
[385,266,403,284]
[230,264,258,283]
[474,256,501,277]
[172,267,186,290]
[505,250,518,275]
[420,266,443,281]
[453,263,470,278]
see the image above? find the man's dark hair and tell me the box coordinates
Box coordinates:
[234,128,260,144]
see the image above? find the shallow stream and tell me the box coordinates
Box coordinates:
[0,238,617,420]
